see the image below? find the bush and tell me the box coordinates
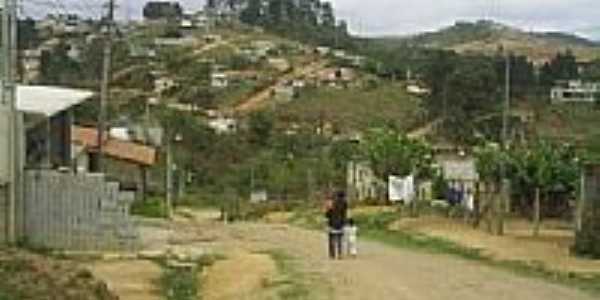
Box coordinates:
[573,208,600,259]
[131,198,167,219]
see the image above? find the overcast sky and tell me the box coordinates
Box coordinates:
[27,0,600,38]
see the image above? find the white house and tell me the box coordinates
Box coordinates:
[273,84,297,102]
[347,161,381,202]
[551,80,600,103]
[406,83,431,96]
[211,73,229,88]
[208,117,237,134]
[154,76,176,94]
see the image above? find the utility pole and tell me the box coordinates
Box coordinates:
[497,50,511,236]
[502,53,511,150]
[1,0,18,244]
[95,0,115,172]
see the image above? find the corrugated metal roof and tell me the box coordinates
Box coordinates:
[16,85,94,117]
[72,126,157,166]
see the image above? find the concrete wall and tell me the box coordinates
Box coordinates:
[22,170,140,251]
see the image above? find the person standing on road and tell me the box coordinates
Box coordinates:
[325,190,348,259]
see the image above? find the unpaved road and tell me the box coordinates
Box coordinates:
[174,210,596,300]
[234,60,326,113]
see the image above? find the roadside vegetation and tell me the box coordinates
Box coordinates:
[264,250,312,300]
[0,249,117,300]
[158,254,223,300]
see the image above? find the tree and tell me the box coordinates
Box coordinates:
[247,111,275,147]
[510,141,580,236]
[443,56,499,144]
[240,0,263,25]
[475,143,511,235]
[581,60,600,82]
[143,1,183,20]
[539,50,580,86]
[362,128,433,201]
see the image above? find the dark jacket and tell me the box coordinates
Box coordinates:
[326,192,348,231]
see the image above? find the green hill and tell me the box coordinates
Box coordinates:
[378,20,600,64]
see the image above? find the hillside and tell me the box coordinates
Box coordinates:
[576,27,600,42]
[383,20,600,64]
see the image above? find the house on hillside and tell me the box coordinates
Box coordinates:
[406,82,431,96]
[208,116,237,134]
[154,76,176,94]
[211,73,229,88]
[313,68,356,88]
[268,58,291,72]
[272,84,297,103]
[551,80,600,103]
[71,126,158,198]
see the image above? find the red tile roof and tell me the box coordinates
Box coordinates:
[72,126,157,166]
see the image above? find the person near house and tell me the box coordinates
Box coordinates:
[325,190,348,259]
[344,218,358,258]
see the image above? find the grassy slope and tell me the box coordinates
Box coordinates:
[276,82,425,133]
[533,102,600,159]
[379,21,600,63]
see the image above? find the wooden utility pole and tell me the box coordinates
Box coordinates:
[1,0,18,244]
[497,51,512,236]
[95,0,115,172]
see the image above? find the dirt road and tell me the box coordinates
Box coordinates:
[173,210,596,300]
[234,61,326,113]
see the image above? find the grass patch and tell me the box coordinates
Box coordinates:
[263,250,311,300]
[160,266,198,300]
[278,82,425,132]
[131,197,168,219]
[158,254,224,300]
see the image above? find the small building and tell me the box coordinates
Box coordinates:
[71,126,158,196]
[437,154,479,195]
[315,46,331,56]
[347,161,381,202]
[16,86,95,168]
[268,58,291,72]
[208,116,237,134]
[211,73,229,88]
[551,80,600,103]
[252,40,276,57]
[315,68,355,87]
[154,76,176,94]
[406,83,431,96]
[272,84,297,102]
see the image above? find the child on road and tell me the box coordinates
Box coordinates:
[344,218,358,257]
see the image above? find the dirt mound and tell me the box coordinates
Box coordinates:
[0,249,117,300]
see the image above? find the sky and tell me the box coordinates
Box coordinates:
[26,0,600,39]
